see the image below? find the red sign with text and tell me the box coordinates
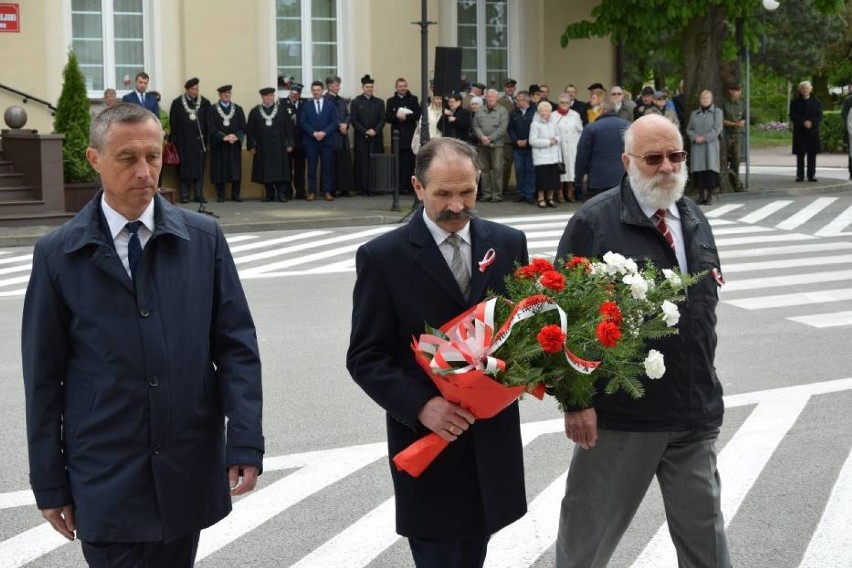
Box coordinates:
[0,4,20,33]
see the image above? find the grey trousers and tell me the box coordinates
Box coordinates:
[555,428,731,568]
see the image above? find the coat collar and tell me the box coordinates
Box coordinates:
[408,208,494,307]
[63,190,191,254]
[618,179,702,239]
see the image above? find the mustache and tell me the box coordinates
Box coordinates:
[437,208,475,221]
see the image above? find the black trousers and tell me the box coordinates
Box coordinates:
[215,181,241,199]
[796,151,817,180]
[81,531,199,568]
[408,535,490,568]
[289,148,306,198]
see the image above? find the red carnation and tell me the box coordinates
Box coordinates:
[530,258,555,274]
[565,256,591,272]
[599,301,623,325]
[515,265,537,279]
[540,270,566,292]
[537,325,566,354]
[596,321,622,348]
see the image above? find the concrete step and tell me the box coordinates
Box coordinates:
[0,186,36,200]
[0,172,25,187]
[0,199,47,215]
[0,161,15,173]
[0,210,74,228]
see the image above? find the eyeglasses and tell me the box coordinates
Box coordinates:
[628,151,688,166]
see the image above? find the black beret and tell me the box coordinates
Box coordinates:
[641,86,655,96]
[528,84,541,94]
[503,78,517,87]
[184,77,199,89]
[472,82,486,91]
[361,74,375,85]
[259,87,276,96]
[290,82,304,93]
[217,85,232,93]
[587,82,604,91]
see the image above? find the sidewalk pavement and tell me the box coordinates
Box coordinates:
[1,149,849,247]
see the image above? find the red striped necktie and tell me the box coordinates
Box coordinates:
[655,209,676,251]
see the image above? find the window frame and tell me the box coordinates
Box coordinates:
[456,0,511,89]
[68,0,154,99]
[274,0,345,88]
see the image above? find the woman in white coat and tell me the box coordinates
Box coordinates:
[554,94,584,202]
[529,101,561,208]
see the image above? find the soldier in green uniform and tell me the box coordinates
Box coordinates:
[722,84,746,192]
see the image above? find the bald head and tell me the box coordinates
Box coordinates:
[624,114,682,156]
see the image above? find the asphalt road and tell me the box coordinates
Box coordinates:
[1,191,851,567]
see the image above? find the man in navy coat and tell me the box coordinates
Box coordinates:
[574,99,630,200]
[299,80,338,201]
[120,71,160,116]
[347,138,529,568]
[21,103,264,567]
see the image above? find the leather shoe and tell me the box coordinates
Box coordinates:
[808,177,818,182]
[795,177,804,182]
[277,195,289,202]
[324,193,335,201]
[232,196,243,202]
[216,197,225,203]
[514,195,526,202]
[306,193,316,201]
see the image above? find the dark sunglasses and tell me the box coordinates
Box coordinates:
[628,151,688,166]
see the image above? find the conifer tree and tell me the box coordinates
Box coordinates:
[54,51,97,183]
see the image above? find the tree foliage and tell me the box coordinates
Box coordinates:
[54,51,97,183]
[562,0,845,111]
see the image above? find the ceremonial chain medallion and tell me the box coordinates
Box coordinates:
[217,103,236,127]
[259,102,278,127]
[182,96,198,121]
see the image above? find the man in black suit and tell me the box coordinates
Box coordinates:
[347,137,529,568]
[385,77,421,194]
[564,84,588,126]
[299,80,338,201]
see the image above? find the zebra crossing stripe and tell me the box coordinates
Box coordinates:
[704,204,744,218]
[775,197,838,231]
[787,311,852,328]
[799,445,852,567]
[228,230,329,254]
[224,235,259,244]
[738,201,793,224]
[720,242,852,260]
[725,289,852,310]
[631,386,810,567]
[234,227,393,269]
[815,204,852,236]
[0,253,32,266]
[721,254,852,274]
[0,274,29,288]
[715,233,816,247]
[0,263,30,277]
[711,226,773,236]
[0,523,69,568]
[722,270,852,292]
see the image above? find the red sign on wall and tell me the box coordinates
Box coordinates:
[0,3,20,33]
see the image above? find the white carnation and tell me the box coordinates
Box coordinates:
[603,251,628,275]
[643,349,666,379]
[622,273,649,300]
[624,258,638,274]
[661,300,680,327]
[662,268,682,287]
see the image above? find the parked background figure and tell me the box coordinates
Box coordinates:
[207,85,246,202]
[789,80,823,182]
[573,99,630,201]
[325,75,355,197]
[350,74,385,196]
[169,77,210,203]
[529,100,561,208]
[507,91,536,204]
[282,82,306,199]
[248,87,294,202]
[686,89,724,204]
[554,94,584,203]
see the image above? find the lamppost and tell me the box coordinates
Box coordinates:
[744,0,780,188]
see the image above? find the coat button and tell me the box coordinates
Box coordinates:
[139,308,151,317]
[148,375,159,387]
[152,445,161,455]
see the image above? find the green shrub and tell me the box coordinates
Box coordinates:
[54,51,98,183]
[820,111,848,153]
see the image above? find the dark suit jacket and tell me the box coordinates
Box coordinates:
[299,97,339,148]
[346,211,529,539]
[574,113,631,192]
[121,90,160,116]
[22,192,263,542]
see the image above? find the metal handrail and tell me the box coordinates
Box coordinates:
[0,83,57,114]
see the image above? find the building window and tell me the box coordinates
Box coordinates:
[276,0,338,85]
[457,0,508,89]
[71,0,147,95]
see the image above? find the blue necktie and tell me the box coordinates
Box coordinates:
[126,221,143,280]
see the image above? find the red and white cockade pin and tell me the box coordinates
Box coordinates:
[712,267,725,286]
[478,248,496,272]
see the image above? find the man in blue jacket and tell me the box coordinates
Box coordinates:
[22,103,264,567]
[507,91,537,204]
[573,100,630,200]
[300,80,339,201]
[121,71,159,116]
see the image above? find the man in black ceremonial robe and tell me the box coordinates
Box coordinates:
[325,75,354,196]
[207,85,246,202]
[247,87,294,202]
[169,77,211,203]
[350,74,385,195]
[282,82,307,199]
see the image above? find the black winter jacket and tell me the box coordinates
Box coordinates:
[556,179,725,432]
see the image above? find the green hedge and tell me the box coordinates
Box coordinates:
[821,111,848,153]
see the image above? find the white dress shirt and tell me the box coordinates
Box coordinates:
[630,187,687,272]
[422,210,472,277]
[101,194,155,278]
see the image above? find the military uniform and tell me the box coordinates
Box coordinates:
[722,96,746,192]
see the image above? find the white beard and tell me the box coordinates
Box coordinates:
[627,160,688,210]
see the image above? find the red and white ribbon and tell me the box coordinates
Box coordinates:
[478,248,496,272]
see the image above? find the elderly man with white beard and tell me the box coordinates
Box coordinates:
[554,114,730,568]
